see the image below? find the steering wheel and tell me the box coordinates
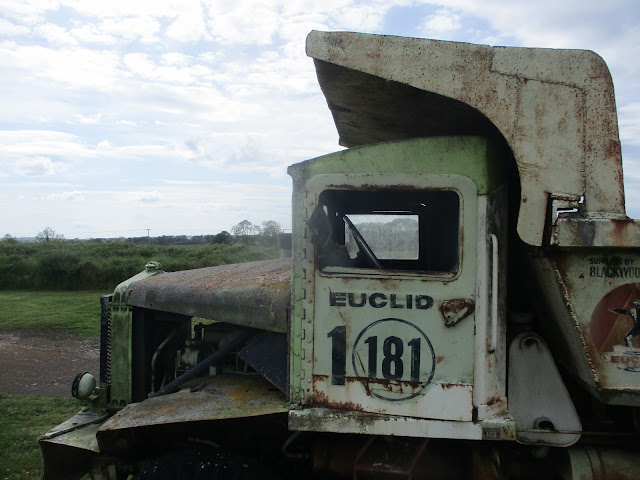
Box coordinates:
[343,216,383,269]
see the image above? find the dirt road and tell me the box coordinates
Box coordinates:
[0,329,99,397]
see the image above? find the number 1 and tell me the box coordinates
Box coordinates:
[327,326,346,385]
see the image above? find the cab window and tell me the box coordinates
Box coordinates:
[310,189,460,273]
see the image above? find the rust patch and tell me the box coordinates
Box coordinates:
[125,258,291,332]
[98,375,287,432]
[441,298,475,327]
[609,219,634,247]
[436,355,445,364]
[311,376,364,411]
[311,374,427,407]
[440,383,457,390]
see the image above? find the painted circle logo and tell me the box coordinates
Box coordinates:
[351,318,435,401]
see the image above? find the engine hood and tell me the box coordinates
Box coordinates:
[123,258,291,333]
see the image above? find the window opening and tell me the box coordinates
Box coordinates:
[310,189,460,273]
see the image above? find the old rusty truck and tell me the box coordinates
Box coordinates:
[41,31,640,479]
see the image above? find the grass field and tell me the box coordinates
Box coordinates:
[0,291,102,336]
[0,292,99,478]
[0,394,81,480]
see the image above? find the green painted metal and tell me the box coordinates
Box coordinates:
[109,261,163,408]
[288,136,507,195]
[123,258,291,333]
[288,135,501,407]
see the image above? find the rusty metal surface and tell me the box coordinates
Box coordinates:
[289,407,491,440]
[508,333,581,446]
[568,447,640,480]
[40,408,109,452]
[441,298,475,327]
[40,409,109,480]
[306,31,627,247]
[97,375,288,432]
[553,216,640,247]
[313,437,473,479]
[124,258,291,332]
[529,250,640,406]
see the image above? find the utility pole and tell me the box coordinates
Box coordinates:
[147,229,150,243]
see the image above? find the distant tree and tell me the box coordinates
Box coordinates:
[260,220,281,247]
[36,227,65,243]
[212,230,233,245]
[232,220,260,243]
[1,234,18,244]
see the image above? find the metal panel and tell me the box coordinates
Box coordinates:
[97,375,288,433]
[306,30,629,247]
[473,188,508,420]
[508,332,581,446]
[124,258,291,333]
[289,408,516,441]
[530,251,640,405]
[99,294,112,389]
[237,332,288,392]
[304,173,478,421]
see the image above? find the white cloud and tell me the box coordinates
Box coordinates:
[0,17,30,35]
[55,0,175,19]
[162,52,191,66]
[97,16,161,44]
[123,52,156,78]
[0,0,58,22]
[420,8,461,37]
[75,113,103,124]
[0,42,122,90]
[0,130,93,159]
[69,23,118,45]
[134,191,161,203]
[206,1,281,45]
[332,2,388,32]
[46,190,85,201]
[13,156,59,176]
[619,103,640,147]
[34,22,77,45]
[165,3,208,43]
[96,140,111,151]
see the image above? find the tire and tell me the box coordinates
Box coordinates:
[132,448,277,480]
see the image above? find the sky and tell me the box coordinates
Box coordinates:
[0,0,638,239]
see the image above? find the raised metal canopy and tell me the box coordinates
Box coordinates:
[306,30,638,247]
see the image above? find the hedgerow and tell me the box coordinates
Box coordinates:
[0,241,279,291]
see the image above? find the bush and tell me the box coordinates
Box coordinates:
[0,241,280,291]
[35,250,81,289]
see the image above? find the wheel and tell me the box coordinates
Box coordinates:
[343,216,382,269]
[132,448,277,480]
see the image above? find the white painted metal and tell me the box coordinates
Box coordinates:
[306,30,636,247]
[490,233,499,352]
[305,173,477,421]
[473,189,508,421]
[289,408,516,441]
[508,332,582,446]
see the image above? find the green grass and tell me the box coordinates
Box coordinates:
[0,394,81,480]
[0,291,102,336]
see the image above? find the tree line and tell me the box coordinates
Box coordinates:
[2,219,283,248]
[0,220,283,291]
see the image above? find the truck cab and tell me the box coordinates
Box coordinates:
[288,136,509,436]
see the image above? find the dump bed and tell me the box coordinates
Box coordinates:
[306,30,640,247]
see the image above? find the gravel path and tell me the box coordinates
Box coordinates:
[0,329,100,397]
